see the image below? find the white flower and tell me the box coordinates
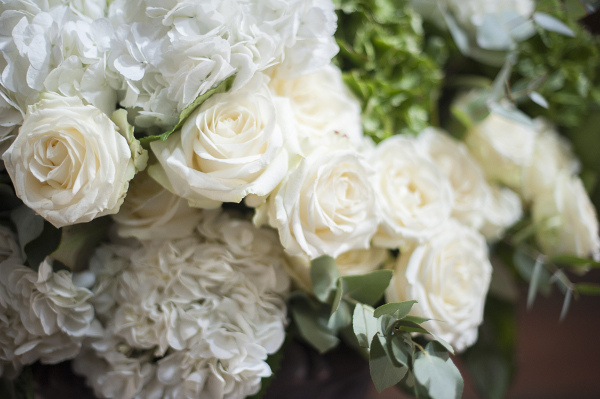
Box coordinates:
[81,210,290,399]
[3,94,144,228]
[0,225,20,264]
[0,258,101,373]
[522,120,579,202]
[259,147,379,259]
[480,185,523,242]
[532,172,600,260]
[417,128,488,229]
[150,74,297,208]
[370,135,454,248]
[336,248,390,276]
[268,63,362,149]
[386,220,492,352]
[442,0,534,31]
[113,172,203,241]
[465,111,537,189]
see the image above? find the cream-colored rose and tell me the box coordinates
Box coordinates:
[112,172,203,241]
[386,220,492,352]
[336,248,391,276]
[3,94,143,228]
[260,148,379,259]
[480,184,523,242]
[370,135,454,247]
[532,172,600,260]
[417,128,488,229]
[465,111,537,189]
[150,73,297,209]
[268,64,363,149]
[522,120,579,202]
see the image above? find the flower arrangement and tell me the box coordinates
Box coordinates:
[1,1,599,398]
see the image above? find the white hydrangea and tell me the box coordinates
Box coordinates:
[106,0,338,130]
[78,210,291,399]
[0,258,101,376]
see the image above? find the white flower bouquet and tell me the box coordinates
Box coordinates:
[1,0,599,398]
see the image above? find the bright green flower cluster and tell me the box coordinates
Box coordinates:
[333,0,444,142]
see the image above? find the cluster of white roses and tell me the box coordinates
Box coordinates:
[75,210,291,399]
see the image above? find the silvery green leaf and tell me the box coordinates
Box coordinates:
[476,14,513,51]
[290,296,339,354]
[327,300,352,331]
[533,12,576,37]
[370,335,408,393]
[576,283,600,295]
[526,257,544,309]
[51,217,111,271]
[529,91,549,109]
[403,315,430,324]
[311,256,340,303]
[339,270,394,305]
[439,6,470,55]
[10,205,44,256]
[430,335,454,355]
[488,103,536,129]
[413,352,463,399]
[353,304,378,348]
[373,300,417,319]
[425,341,449,361]
[559,288,573,322]
[390,335,412,368]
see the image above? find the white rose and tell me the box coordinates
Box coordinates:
[532,172,600,260]
[336,248,391,276]
[3,94,143,228]
[386,220,492,352]
[113,172,203,241]
[522,120,579,202]
[465,111,537,189]
[370,135,454,248]
[260,148,379,259]
[150,74,297,208]
[268,64,363,149]
[480,185,523,242]
[417,128,489,229]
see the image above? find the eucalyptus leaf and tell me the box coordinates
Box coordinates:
[394,320,430,335]
[488,103,536,128]
[290,295,339,354]
[23,221,61,271]
[425,341,449,361]
[51,217,111,271]
[311,256,341,303]
[533,12,576,37]
[140,74,236,145]
[10,205,44,256]
[327,300,352,331]
[369,335,408,393]
[390,334,413,368]
[526,257,545,309]
[559,288,573,321]
[353,303,378,348]
[413,352,463,399]
[576,283,600,295]
[373,300,417,319]
[339,270,393,305]
[403,315,430,324]
[476,14,513,51]
[550,255,600,268]
[430,335,455,355]
[529,91,549,108]
[513,250,551,296]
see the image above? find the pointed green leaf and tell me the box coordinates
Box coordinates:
[576,283,600,295]
[414,352,463,399]
[394,320,430,335]
[340,269,393,305]
[327,300,352,331]
[353,303,378,348]
[10,205,44,256]
[403,315,430,324]
[51,217,111,271]
[559,288,573,322]
[290,296,339,354]
[370,335,408,393]
[550,255,600,268]
[533,12,576,37]
[311,256,341,303]
[23,222,61,271]
[527,257,544,309]
[390,334,412,368]
[140,74,236,145]
[374,300,417,319]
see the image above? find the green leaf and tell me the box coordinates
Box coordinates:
[559,288,573,322]
[533,12,576,37]
[425,341,450,362]
[23,221,61,271]
[353,303,378,348]
[513,250,551,296]
[51,217,111,271]
[0,366,34,399]
[413,352,463,399]
[290,295,339,354]
[526,256,545,309]
[311,256,341,303]
[369,335,408,393]
[529,91,549,108]
[327,299,352,331]
[550,255,600,268]
[576,283,600,295]
[10,205,44,257]
[140,74,236,146]
[340,270,394,305]
[373,300,417,319]
[430,335,455,355]
[389,334,413,369]
[403,315,430,324]
[393,320,430,335]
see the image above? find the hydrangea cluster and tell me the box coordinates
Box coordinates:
[75,210,291,399]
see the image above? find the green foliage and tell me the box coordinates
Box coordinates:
[515,1,600,129]
[140,74,236,146]
[334,0,444,142]
[0,367,34,399]
[51,217,111,271]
